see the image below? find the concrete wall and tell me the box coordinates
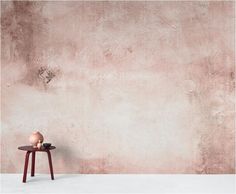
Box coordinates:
[1,1,235,173]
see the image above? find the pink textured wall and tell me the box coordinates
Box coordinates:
[1,1,235,173]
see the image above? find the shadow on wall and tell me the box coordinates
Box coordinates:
[54,145,77,173]
[47,128,112,174]
[55,145,110,174]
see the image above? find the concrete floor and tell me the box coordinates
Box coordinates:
[0,174,235,194]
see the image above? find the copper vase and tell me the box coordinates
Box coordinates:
[29,131,44,148]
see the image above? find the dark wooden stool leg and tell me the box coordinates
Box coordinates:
[46,150,54,180]
[23,151,31,183]
[31,151,35,177]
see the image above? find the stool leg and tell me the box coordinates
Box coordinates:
[23,151,31,183]
[46,150,54,180]
[31,151,35,177]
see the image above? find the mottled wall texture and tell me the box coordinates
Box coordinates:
[1,1,235,174]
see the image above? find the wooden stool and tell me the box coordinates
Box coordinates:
[18,145,56,183]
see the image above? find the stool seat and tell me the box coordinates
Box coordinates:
[18,145,56,151]
[18,145,56,183]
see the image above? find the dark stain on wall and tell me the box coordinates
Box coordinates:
[1,1,52,88]
[38,66,56,84]
[186,56,235,174]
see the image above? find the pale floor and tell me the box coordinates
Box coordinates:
[0,174,235,194]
